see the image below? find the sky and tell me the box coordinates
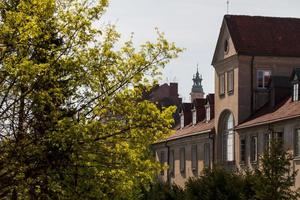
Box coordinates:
[101,0,300,102]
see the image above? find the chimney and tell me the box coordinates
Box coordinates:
[169,82,178,97]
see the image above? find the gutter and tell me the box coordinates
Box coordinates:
[209,131,215,168]
[154,129,212,145]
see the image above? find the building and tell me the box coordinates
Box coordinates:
[153,15,300,188]
[144,82,182,126]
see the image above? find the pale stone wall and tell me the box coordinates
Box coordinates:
[237,118,300,188]
[153,132,212,187]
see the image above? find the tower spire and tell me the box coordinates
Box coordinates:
[190,65,204,102]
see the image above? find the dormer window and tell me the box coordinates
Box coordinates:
[180,113,184,129]
[206,106,211,122]
[293,83,299,101]
[192,109,197,125]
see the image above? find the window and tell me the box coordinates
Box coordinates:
[192,110,197,125]
[169,150,175,176]
[257,70,271,89]
[180,148,185,173]
[206,106,211,122]
[227,70,234,94]
[240,138,246,163]
[191,145,197,173]
[224,39,229,53]
[160,151,165,175]
[250,136,258,162]
[223,113,234,162]
[293,83,299,101]
[180,114,184,129]
[204,143,210,167]
[295,129,300,157]
[219,74,225,96]
[275,132,284,144]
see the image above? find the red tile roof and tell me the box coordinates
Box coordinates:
[165,119,215,141]
[237,97,300,129]
[225,15,300,57]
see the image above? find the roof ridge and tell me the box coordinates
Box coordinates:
[225,14,300,20]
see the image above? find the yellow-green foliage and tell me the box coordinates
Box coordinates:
[0,0,182,199]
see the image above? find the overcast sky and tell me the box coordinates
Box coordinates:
[102,0,300,101]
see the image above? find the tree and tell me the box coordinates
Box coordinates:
[253,139,300,200]
[0,0,181,199]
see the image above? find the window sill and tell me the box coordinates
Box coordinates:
[219,94,225,98]
[239,161,246,166]
[227,90,234,96]
[224,160,235,165]
[293,156,300,161]
[250,161,258,165]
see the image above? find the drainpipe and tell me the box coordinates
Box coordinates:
[209,131,215,169]
[250,56,255,114]
[164,141,170,184]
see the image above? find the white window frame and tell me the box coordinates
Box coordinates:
[223,113,234,162]
[257,70,271,89]
[206,105,211,122]
[180,114,184,129]
[293,83,299,101]
[192,110,197,125]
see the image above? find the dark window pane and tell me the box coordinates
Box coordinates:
[250,136,258,162]
[191,145,197,173]
[180,148,185,173]
[169,150,174,176]
[295,130,300,156]
[204,143,210,167]
[160,151,165,175]
[227,70,234,93]
[240,138,246,163]
[257,71,263,88]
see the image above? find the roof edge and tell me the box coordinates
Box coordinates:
[236,114,300,130]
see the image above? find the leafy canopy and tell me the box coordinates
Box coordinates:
[0,0,182,199]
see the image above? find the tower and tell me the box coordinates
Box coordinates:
[190,67,205,102]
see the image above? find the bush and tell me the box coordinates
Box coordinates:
[141,181,184,200]
[185,167,245,200]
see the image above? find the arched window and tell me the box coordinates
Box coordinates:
[222,112,234,162]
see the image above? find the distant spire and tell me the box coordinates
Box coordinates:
[191,65,203,93]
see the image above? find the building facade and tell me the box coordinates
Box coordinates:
[153,15,300,188]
